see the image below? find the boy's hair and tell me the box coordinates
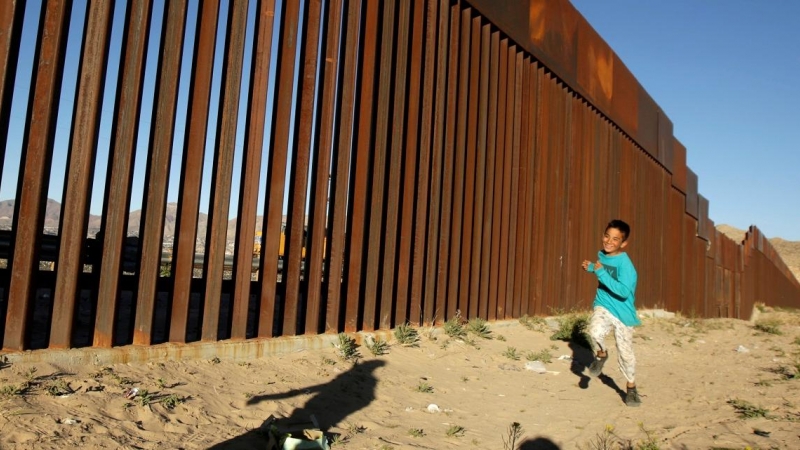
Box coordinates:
[606,219,631,241]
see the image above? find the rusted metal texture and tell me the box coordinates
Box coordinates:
[133,0,187,346]
[4,0,69,352]
[231,0,276,340]
[1,0,798,356]
[50,0,113,349]
[94,0,152,349]
[170,0,220,344]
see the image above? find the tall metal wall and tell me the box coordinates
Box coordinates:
[0,0,797,353]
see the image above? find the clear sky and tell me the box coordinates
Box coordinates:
[570,0,800,241]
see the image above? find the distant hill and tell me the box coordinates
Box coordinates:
[717,224,800,282]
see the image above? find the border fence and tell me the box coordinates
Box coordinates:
[1,0,798,353]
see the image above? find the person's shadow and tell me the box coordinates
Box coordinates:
[518,436,561,449]
[568,341,626,402]
[208,359,386,449]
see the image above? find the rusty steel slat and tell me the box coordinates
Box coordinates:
[434,4,460,322]
[325,0,361,333]
[201,0,247,342]
[531,70,552,316]
[467,23,490,320]
[460,16,481,320]
[504,50,521,318]
[445,7,470,320]
[305,0,342,335]
[562,95,581,313]
[344,0,379,332]
[170,0,219,343]
[395,0,424,325]
[4,0,69,352]
[94,0,152,348]
[521,61,539,316]
[671,138,687,193]
[258,0,302,337]
[553,84,569,311]
[514,57,531,316]
[0,0,24,185]
[489,38,508,319]
[664,188,684,311]
[380,0,411,330]
[363,0,396,331]
[50,0,113,349]
[478,31,498,321]
[421,0,450,326]
[284,0,323,336]
[411,0,439,326]
[231,0,276,339]
[134,0,187,346]
[685,168,698,219]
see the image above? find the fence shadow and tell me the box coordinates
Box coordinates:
[208,359,386,448]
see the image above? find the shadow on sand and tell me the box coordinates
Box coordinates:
[518,436,561,449]
[568,341,626,403]
[207,359,386,449]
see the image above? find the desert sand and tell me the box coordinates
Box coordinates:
[1,307,799,450]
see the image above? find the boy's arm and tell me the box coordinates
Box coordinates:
[594,262,636,300]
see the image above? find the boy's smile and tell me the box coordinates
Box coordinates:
[602,227,627,256]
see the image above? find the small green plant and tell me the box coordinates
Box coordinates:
[502,422,523,450]
[156,378,167,389]
[519,315,546,331]
[460,376,469,382]
[45,380,74,396]
[502,347,520,361]
[334,333,361,362]
[496,334,507,342]
[467,317,492,339]
[136,389,155,407]
[755,379,772,387]
[366,337,389,356]
[394,322,420,346]
[210,357,221,364]
[727,398,769,418]
[415,381,434,393]
[550,311,592,348]
[444,311,466,338]
[525,349,553,363]
[322,356,337,365]
[159,393,185,409]
[0,383,27,397]
[21,367,38,382]
[754,319,783,335]
[408,427,425,438]
[445,424,465,437]
[346,423,366,435]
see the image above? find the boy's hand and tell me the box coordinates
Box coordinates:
[593,261,602,271]
[581,260,591,271]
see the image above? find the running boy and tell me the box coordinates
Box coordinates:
[581,219,642,407]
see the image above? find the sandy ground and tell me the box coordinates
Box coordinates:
[1,308,799,450]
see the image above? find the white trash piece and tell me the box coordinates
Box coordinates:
[427,403,441,413]
[525,361,547,374]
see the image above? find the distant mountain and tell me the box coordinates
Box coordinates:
[717,224,800,282]
[0,199,266,255]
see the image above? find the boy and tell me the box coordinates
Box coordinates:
[581,219,642,407]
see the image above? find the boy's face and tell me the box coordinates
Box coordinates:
[601,227,627,256]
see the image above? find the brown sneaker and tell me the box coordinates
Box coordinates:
[588,355,608,377]
[625,387,642,407]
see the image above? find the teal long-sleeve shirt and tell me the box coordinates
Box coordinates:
[587,250,641,326]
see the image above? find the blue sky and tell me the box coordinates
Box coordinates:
[570,0,800,241]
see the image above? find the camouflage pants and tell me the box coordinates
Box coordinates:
[588,306,636,383]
